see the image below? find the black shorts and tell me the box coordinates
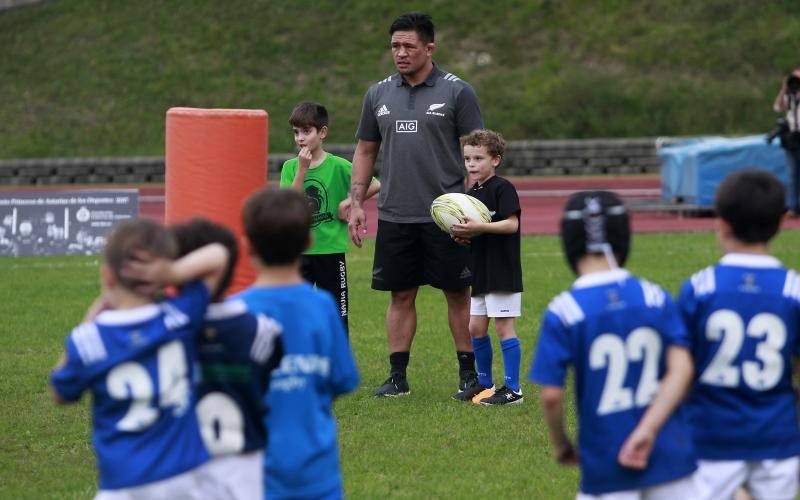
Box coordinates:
[372,220,471,291]
[301,253,348,334]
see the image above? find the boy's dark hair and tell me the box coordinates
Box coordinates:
[171,218,238,301]
[715,170,785,244]
[242,187,311,265]
[104,218,177,295]
[561,191,630,274]
[389,12,435,44]
[288,101,328,131]
[460,129,506,160]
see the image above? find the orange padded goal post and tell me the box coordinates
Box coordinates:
[165,107,268,294]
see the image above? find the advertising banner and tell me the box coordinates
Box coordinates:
[0,190,138,256]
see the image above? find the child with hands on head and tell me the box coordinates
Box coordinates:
[50,218,229,499]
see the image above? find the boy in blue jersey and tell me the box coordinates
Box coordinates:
[678,170,800,500]
[235,186,359,500]
[50,219,229,499]
[171,218,283,500]
[530,191,698,499]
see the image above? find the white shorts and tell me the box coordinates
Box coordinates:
[470,292,522,317]
[94,461,227,500]
[576,474,698,500]
[201,450,263,500]
[694,457,800,500]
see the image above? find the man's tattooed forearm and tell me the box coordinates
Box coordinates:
[350,182,366,204]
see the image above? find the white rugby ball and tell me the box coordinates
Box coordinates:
[430,193,492,235]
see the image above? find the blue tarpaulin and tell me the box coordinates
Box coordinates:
[658,135,791,206]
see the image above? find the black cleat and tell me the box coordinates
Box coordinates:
[373,372,410,397]
[479,385,523,406]
[452,370,483,401]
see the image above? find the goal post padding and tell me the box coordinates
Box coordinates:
[165,107,269,294]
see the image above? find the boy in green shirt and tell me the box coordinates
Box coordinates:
[280,101,380,335]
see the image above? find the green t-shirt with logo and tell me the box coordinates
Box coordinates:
[280,153,353,255]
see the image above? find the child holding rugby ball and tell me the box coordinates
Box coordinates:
[451,129,523,405]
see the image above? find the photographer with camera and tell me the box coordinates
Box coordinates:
[773,69,800,214]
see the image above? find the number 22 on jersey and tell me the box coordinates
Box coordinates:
[590,327,662,416]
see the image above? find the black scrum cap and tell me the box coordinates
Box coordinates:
[560,190,630,274]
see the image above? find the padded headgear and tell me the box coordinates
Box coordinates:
[560,190,630,274]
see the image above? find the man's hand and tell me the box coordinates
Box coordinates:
[452,235,471,247]
[618,427,655,469]
[338,198,352,222]
[348,205,367,248]
[297,147,313,171]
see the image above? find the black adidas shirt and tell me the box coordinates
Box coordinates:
[468,175,523,296]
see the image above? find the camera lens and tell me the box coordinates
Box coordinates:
[788,75,800,92]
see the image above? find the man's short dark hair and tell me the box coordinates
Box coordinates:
[561,191,630,274]
[171,218,238,301]
[288,101,328,131]
[242,187,311,265]
[104,219,176,296]
[715,170,786,244]
[389,12,434,44]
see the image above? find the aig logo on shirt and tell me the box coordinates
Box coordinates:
[396,120,417,133]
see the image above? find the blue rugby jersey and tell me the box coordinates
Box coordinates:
[234,283,359,499]
[679,253,800,460]
[50,281,210,490]
[530,269,696,495]
[196,300,283,456]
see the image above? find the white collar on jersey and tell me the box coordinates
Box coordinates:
[720,253,782,268]
[204,299,248,321]
[95,304,161,325]
[572,268,631,289]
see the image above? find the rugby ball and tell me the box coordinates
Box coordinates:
[430,193,492,235]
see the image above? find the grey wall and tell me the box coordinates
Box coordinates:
[0,137,667,186]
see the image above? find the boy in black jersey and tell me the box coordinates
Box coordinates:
[452,129,523,405]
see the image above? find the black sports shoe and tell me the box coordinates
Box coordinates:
[373,372,410,397]
[479,385,523,406]
[452,370,483,401]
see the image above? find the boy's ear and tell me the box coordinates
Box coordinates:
[100,264,115,288]
[717,218,733,238]
[239,234,258,257]
[492,155,502,168]
[319,125,329,140]
[304,233,313,252]
[716,218,735,250]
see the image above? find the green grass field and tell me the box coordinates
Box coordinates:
[3,230,800,498]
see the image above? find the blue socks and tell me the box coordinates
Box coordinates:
[500,338,521,392]
[471,336,493,388]
[473,335,522,391]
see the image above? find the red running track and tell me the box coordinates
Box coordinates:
[12,176,800,235]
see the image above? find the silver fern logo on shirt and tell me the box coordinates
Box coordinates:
[426,103,446,117]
